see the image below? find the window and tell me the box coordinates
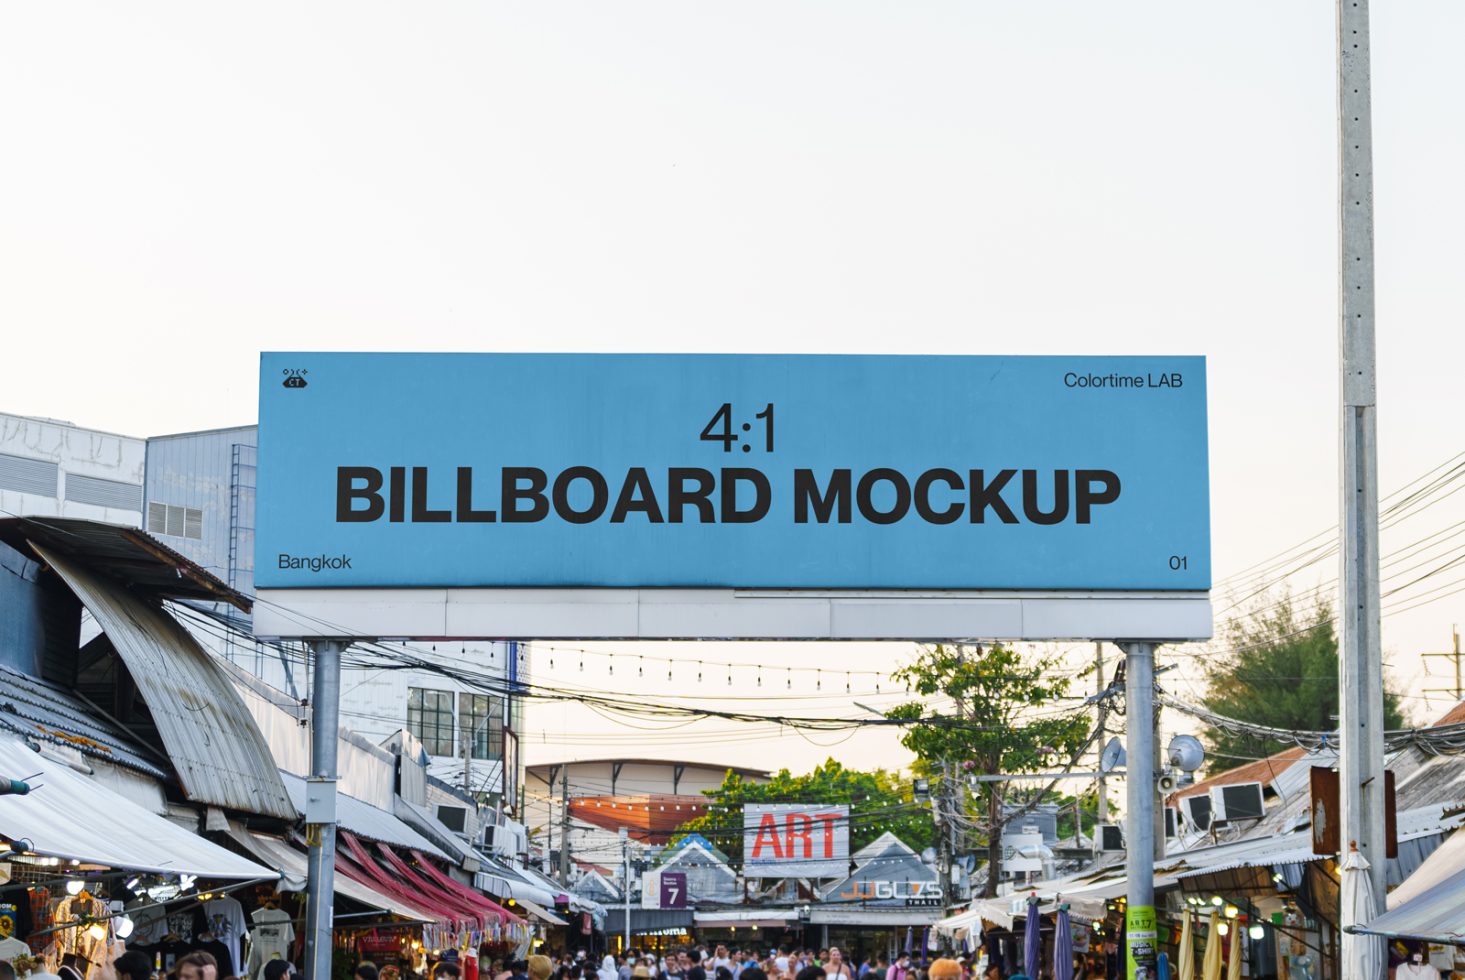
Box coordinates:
[147,501,203,540]
[459,692,504,760]
[407,688,455,756]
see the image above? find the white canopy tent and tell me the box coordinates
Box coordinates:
[0,736,274,879]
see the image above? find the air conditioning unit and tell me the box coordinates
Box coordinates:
[1096,824,1124,852]
[1210,782,1266,825]
[482,821,528,859]
[1164,807,1177,840]
[1180,793,1212,833]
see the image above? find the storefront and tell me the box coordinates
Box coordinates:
[602,910,695,955]
[0,735,279,979]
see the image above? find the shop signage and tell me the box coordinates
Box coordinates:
[640,871,688,909]
[659,872,687,909]
[256,352,1210,591]
[743,803,850,878]
[832,880,944,906]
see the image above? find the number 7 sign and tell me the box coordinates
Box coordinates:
[660,872,687,909]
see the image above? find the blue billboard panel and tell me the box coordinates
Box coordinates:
[256,353,1209,591]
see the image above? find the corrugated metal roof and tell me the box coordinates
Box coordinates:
[1169,746,1310,803]
[0,663,168,779]
[394,796,475,865]
[36,546,295,819]
[0,517,250,612]
[280,772,450,860]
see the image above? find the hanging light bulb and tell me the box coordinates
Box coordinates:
[1248,925,1264,940]
[65,879,84,895]
[1224,905,1239,919]
[86,923,108,942]
[115,916,135,940]
[1211,896,1224,907]
[1217,924,1229,937]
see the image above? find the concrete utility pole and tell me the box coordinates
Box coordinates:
[1095,643,1108,826]
[935,758,953,909]
[1422,627,1464,703]
[620,827,631,954]
[1335,0,1388,937]
[304,640,345,980]
[559,767,572,886]
[1121,642,1157,980]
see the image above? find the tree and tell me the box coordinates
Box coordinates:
[670,759,933,864]
[886,643,1092,896]
[1200,590,1407,765]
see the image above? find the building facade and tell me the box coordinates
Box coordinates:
[0,412,145,524]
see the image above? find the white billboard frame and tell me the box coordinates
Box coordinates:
[253,587,1211,641]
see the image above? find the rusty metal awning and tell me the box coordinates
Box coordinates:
[0,516,250,613]
[33,545,294,820]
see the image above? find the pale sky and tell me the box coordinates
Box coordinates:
[3,3,1462,777]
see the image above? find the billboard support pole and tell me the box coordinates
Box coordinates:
[1122,641,1157,980]
[304,639,344,980]
[1336,0,1388,947]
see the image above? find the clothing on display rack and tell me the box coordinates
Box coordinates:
[0,934,33,961]
[202,896,247,975]
[245,906,295,980]
[53,894,109,971]
[27,887,52,954]
[195,936,236,977]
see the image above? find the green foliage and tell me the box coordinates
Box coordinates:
[669,758,933,864]
[887,643,1092,784]
[1201,590,1407,765]
[1047,786,1108,841]
[886,643,1093,893]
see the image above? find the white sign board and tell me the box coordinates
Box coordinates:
[743,803,850,878]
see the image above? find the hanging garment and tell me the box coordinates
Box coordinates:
[53,895,108,969]
[245,907,295,980]
[202,896,248,974]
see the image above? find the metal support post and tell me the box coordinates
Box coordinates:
[1095,642,1108,826]
[1336,0,1388,935]
[620,827,631,954]
[304,640,345,980]
[559,767,572,886]
[1121,641,1157,980]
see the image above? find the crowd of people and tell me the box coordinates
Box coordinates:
[510,945,1085,980]
[0,942,1111,980]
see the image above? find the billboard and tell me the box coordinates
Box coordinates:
[256,353,1209,592]
[743,803,850,878]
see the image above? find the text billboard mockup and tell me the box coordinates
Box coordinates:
[256,353,1209,593]
[743,803,850,879]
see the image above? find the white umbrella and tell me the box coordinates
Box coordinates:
[1340,841,1385,980]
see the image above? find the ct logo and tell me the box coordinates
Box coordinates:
[282,368,309,389]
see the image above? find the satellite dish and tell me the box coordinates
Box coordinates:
[1100,736,1126,773]
[1167,734,1206,773]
